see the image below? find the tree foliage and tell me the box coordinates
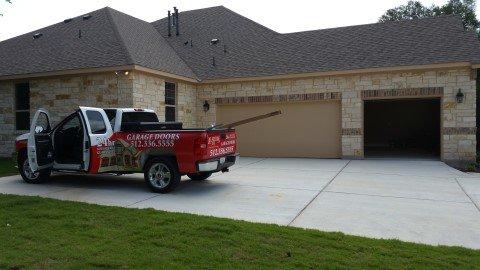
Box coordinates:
[379,0,479,33]
[1,0,12,16]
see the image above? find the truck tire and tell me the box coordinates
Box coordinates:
[18,152,51,184]
[144,157,181,193]
[187,172,212,181]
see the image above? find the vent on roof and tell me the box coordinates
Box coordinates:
[167,10,171,36]
[167,7,180,36]
[211,38,220,45]
[33,33,43,39]
[174,7,179,36]
[64,18,73,23]
[82,14,92,20]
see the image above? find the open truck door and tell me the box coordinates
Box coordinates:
[78,107,113,172]
[27,108,54,172]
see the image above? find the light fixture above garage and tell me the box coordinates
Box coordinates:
[456,89,464,103]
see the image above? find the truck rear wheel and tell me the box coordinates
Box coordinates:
[18,153,51,184]
[144,157,181,193]
[187,172,212,181]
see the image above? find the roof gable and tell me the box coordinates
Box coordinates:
[106,8,196,79]
[0,8,130,77]
[0,7,197,79]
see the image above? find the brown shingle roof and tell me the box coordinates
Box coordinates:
[0,7,196,79]
[1,6,480,81]
[153,6,480,80]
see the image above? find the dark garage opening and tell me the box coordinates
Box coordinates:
[364,98,440,159]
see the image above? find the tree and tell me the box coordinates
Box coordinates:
[379,1,434,21]
[379,0,479,34]
[434,0,479,31]
[1,0,12,16]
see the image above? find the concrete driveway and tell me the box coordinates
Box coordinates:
[1,158,480,249]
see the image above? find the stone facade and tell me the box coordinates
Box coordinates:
[131,72,197,128]
[0,73,132,157]
[0,71,196,156]
[0,81,15,157]
[0,67,477,166]
[197,68,477,164]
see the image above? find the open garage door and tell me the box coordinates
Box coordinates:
[216,101,341,158]
[364,98,440,159]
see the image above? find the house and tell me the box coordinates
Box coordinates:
[0,6,479,167]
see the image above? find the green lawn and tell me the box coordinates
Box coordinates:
[0,157,17,177]
[1,194,479,269]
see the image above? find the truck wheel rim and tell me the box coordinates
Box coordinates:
[148,163,171,189]
[23,159,39,180]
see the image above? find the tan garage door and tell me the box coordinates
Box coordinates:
[216,101,341,158]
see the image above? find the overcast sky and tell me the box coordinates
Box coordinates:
[0,0,477,41]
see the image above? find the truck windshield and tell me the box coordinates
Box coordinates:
[122,112,159,123]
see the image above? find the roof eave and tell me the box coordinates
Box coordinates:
[200,62,475,84]
[0,65,199,83]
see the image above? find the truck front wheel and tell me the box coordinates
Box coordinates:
[187,172,212,181]
[144,157,181,193]
[18,153,51,184]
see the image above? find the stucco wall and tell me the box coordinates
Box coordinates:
[197,68,477,164]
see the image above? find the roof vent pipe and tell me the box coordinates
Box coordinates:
[78,29,82,38]
[174,7,179,36]
[212,57,216,66]
[167,10,171,37]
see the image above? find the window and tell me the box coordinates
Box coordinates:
[104,109,117,129]
[59,114,81,133]
[15,83,30,130]
[165,82,176,122]
[34,112,50,134]
[86,110,107,134]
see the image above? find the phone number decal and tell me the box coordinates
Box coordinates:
[209,146,235,157]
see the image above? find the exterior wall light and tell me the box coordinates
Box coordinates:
[203,100,210,113]
[456,89,464,103]
[115,71,130,76]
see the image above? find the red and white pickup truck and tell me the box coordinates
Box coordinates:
[15,107,240,193]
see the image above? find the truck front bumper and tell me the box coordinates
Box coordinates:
[197,154,238,172]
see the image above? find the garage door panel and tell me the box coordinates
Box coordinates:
[216,101,341,158]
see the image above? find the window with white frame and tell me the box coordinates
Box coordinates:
[15,83,30,130]
[165,82,176,122]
